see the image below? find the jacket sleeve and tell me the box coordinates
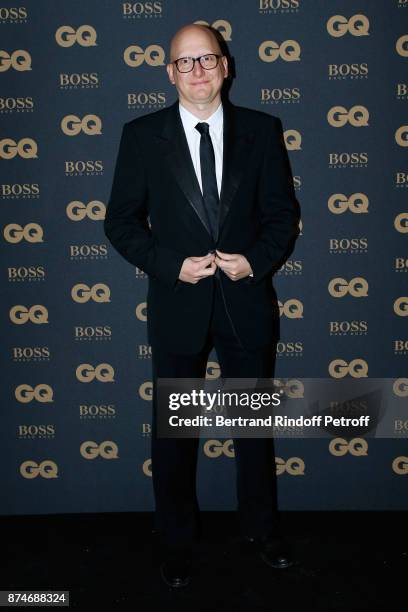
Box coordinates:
[243,116,300,284]
[104,121,185,289]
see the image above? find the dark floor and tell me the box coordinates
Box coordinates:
[1,511,406,610]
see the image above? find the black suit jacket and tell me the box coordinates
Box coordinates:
[104,99,300,353]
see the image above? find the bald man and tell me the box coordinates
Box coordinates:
[105,23,300,588]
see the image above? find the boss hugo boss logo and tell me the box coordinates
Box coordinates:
[0,96,34,112]
[79,404,116,418]
[326,14,370,37]
[55,25,97,47]
[0,138,37,158]
[276,341,303,355]
[65,160,103,175]
[122,2,163,18]
[0,183,39,198]
[260,87,301,104]
[60,72,99,88]
[194,19,232,41]
[0,49,31,71]
[259,0,300,13]
[0,7,28,22]
[329,321,368,336]
[8,265,45,282]
[329,238,368,254]
[328,152,368,167]
[124,44,165,67]
[328,63,368,79]
[259,39,301,62]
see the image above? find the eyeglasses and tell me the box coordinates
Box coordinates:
[173,53,222,73]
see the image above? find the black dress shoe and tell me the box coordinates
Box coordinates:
[160,554,192,588]
[246,534,295,569]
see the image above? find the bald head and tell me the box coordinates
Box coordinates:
[169,23,222,62]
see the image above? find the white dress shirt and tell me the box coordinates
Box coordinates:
[178,101,223,197]
[178,101,254,277]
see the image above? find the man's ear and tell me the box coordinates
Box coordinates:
[166,63,175,85]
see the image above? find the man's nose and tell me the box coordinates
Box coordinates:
[192,59,205,76]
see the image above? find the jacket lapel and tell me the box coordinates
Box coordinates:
[156,100,254,242]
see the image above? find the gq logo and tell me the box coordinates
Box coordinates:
[328,359,368,378]
[194,19,232,41]
[76,363,115,382]
[20,460,58,479]
[273,378,304,398]
[55,25,97,47]
[328,193,369,214]
[329,438,368,456]
[61,115,102,136]
[71,283,111,303]
[327,106,369,127]
[139,381,153,400]
[284,129,301,151]
[392,456,408,474]
[15,384,53,403]
[124,44,165,67]
[394,213,408,234]
[4,223,43,243]
[143,459,152,476]
[276,456,305,475]
[326,14,370,37]
[0,49,31,71]
[259,40,301,62]
[394,297,408,317]
[396,35,408,58]
[66,200,105,220]
[393,378,408,397]
[0,138,37,159]
[204,439,234,458]
[206,361,220,379]
[395,126,408,147]
[136,302,147,321]
[80,441,118,459]
[10,305,48,324]
[278,299,303,318]
[328,277,368,298]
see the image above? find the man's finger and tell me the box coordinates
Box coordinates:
[215,249,237,260]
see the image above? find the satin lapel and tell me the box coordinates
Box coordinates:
[218,102,255,238]
[156,102,212,238]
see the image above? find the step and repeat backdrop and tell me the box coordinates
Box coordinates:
[1,0,407,515]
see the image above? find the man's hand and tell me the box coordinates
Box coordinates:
[178,253,217,284]
[215,249,253,281]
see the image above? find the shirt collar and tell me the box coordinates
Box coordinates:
[179,101,223,133]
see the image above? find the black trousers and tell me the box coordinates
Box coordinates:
[151,278,279,554]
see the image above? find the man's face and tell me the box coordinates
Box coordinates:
[166,28,228,108]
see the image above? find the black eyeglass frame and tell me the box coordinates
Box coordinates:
[173,53,223,73]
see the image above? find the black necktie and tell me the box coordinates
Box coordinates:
[194,122,220,242]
